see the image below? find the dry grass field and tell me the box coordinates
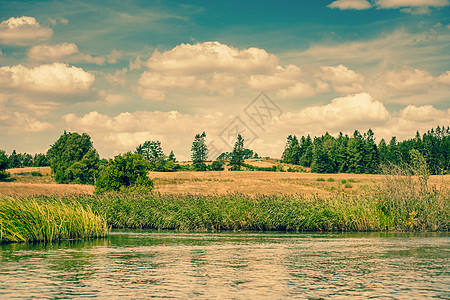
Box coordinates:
[1,161,448,197]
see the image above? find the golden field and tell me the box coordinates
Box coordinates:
[1,160,448,197]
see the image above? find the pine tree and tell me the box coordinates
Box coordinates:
[191,132,208,171]
[229,134,245,171]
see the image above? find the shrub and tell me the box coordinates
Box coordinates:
[341,179,347,184]
[94,152,153,194]
[316,178,325,182]
[344,183,353,188]
[327,178,335,182]
[209,160,224,171]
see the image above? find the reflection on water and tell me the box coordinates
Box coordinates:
[1,231,449,299]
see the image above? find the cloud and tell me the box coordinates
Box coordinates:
[63,110,227,158]
[0,63,94,94]
[378,66,434,93]
[28,43,121,65]
[146,41,279,74]
[28,43,79,61]
[318,64,365,94]
[287,93,390,129]
[399,105,447,121]
[138,70,239,100]
[0,16,52,45]
[328,0,372,10]
[277,80,328,99]
[375,0,449,13]
[437,71,450,84]
[0,95,53,133]
[247,65,302,91]
[375,0,449,8]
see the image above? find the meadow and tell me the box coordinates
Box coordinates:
[1,159,449,244]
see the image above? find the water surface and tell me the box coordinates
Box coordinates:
[1,231,449,299]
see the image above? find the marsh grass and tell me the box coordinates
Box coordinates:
[0,197,108,243]
[375,150,449,231]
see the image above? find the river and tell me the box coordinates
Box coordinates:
[1,231,449,299]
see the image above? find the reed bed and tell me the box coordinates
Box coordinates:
[0,197,109,243]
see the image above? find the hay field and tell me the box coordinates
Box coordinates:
[1,165,448,197]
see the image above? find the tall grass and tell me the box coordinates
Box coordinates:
[376,151,450,231]
[0,197,109,243]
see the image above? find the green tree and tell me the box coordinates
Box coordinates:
[47,132,98,184]
[94,152,153,194]
[33,153,49,167]
[0,150,10,181]
[7,150,21,168]
[191,132,208,171]
[168,150,177,162]
[209,160,225,171]
[229,134,245,171]
[65,149,101,184]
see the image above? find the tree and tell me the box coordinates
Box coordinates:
[229,134,245,171]
[168,150,177,162]
[282,135,301,165]
[94,152,153,194]
[8,150,21,168]
[136,140,164,162]
[33,153,49,167]
[191,132,208,171]
[47,132,98,184]
[209,160,225,171]
[0,150,10,181]
[65,149,101,184]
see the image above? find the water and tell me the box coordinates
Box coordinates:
[1,231,449,299]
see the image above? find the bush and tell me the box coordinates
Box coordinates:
[0,170,10,181]
[94,152,153,194]
[344,183,353,188]
[327,178,335,182]
[209,160,224,171]
[316,178,325,182]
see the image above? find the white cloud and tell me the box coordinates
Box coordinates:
[328,0,372,10]
[0,95,53,133]
[318,64,365,94]
[378,66,434,93]
[287,93,390,129]
[105,68,128,86]
[0,63,94,94]
[247,65,302,91]
[0,16,52,45]
[375,0,449,8]
[146,41,279,74]
[28,43,121,65]
[277,81,326,99]
[63,110,227,158]
[399,105,447,121]
[28,43,79,61]
[375,0,449,13]
[437,71,450,84]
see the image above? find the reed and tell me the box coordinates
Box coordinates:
[0,197,109,243]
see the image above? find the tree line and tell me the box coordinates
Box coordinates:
[281,126,450,175]
[0,126,448,190]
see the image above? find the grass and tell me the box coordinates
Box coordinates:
[0,197,109,244]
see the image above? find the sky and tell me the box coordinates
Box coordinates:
[0,0,449,161]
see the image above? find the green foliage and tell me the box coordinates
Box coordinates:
[47,132,99,184]
[209,160,225,171]
[64,149,101,185]
[316,177,325,182]
[327,178,335,182]
[0,197,108,244]
[344,183,353,188]
[0,150,8,171]
[94,152,153,194]
[229,134,245,171]
[283,126,449,175]
[191,132,208,169]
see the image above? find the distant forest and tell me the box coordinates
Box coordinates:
[281,126,450,175]
[1,126,449,175]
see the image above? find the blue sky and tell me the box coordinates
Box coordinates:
[1,0,449,160]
